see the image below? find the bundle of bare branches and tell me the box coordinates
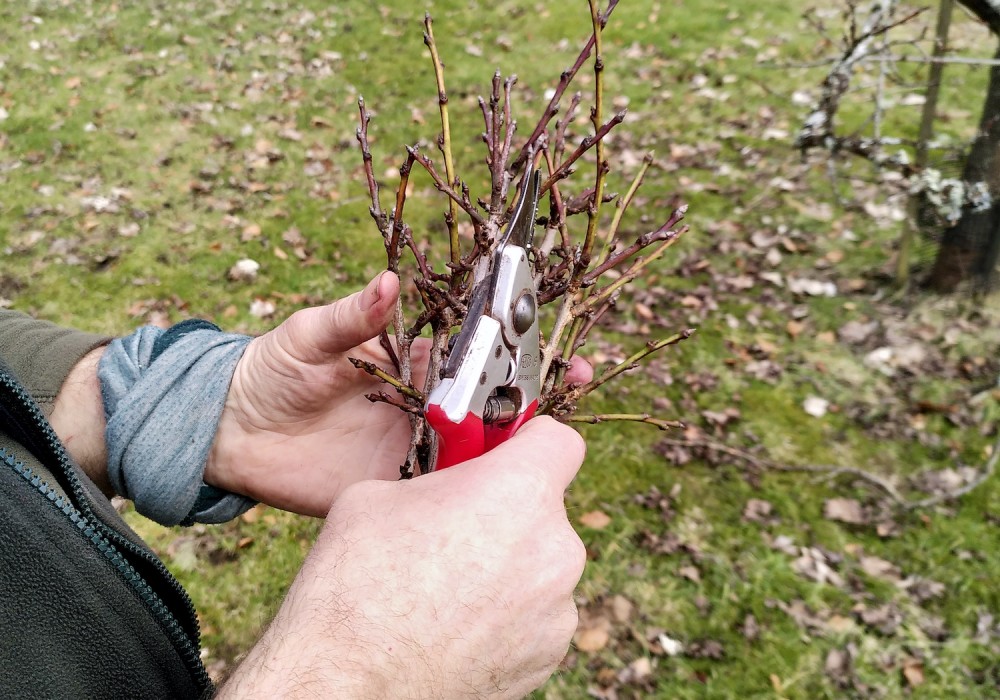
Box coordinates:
[352,1,691,475]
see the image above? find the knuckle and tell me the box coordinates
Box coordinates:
[532,417,587,466]
[561,424,587,462]
[543,525,587,585]
[564,599,581,639]
[565,529,588,579]
[551,599,580,660]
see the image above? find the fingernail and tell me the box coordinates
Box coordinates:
[361,271,386,311]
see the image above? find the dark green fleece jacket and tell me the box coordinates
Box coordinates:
[0,310,212,698]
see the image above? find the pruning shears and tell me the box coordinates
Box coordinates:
[425,168,542,470]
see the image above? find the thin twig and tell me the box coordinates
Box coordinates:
[541,145,572,251]
[657,429,1000,511]
[378,330,402,376]
[423,13,460,266]
[553,91,582,164]
[366,391,424,415]
[558,330,695,405]
[584,0,609,272]
[544,4,619,388]
[540,111,626,195]
[583,206,688,286]
[593,152,655,267]
[577,229,687,312]
[558,221,687,377]
[407,146,486,228]
[510,0,620,171]
[348,357,425,401]
[574,293,618,349]
[356,97,389,237]
[565,413,685,430]
[387,151,416,270]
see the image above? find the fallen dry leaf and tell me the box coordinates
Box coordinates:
[838,319,878,344]
[678,564,701,583]
[792,546,845,587]
[240,504,267,524]
[610,594,633,623]
[656,632,684,657]
[825,614,856,633]
[579,510,612,529]
[858,603,902,635]
[902,658,925,687]
[241,223,262,241]
[788,276,837,297]
[824,498,866,525]
[824,645,855,689]
[859,555,901,581]
[742,498,774,524]
[769,674,783,694]
[685,638,724,659]
[618,656,653,684]
[574,626,610,653]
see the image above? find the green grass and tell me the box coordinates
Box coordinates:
[3,1,999,697]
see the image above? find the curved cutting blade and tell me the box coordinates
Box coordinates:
[499,169,541,250]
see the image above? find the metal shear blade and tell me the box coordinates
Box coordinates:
[425,168,543,469]
[441,170,541,379]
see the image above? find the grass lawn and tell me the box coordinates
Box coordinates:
[2,0,998,697]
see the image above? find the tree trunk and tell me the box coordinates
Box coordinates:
[926,42,1000,292]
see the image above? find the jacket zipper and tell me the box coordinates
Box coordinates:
[0,373,211,692]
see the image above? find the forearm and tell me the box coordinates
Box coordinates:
[216,552,395,700]
[216,623,390,700]
[50,346,112,494]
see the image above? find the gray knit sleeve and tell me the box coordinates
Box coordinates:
[98,320,256,526]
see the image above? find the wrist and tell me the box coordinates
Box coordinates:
[202,339,258,497]
[202,391,244,496]
[50,346,111,494]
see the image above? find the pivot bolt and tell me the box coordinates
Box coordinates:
[512,292,536,335]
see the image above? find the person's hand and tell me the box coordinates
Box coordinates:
[219,416,587,699]
[204,272,424,515]
[205,272,592,517]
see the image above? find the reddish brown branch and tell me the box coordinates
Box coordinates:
[510,0,620,171]
[356,97,389,236]
[407,146,486,228]
[553,92,582,163]
[386,151,417,270]
[378,330,402,376]
[540,110,626,194]
[582,205,688,285]
[366,391,424,415]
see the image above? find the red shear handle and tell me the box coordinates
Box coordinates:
[426,400,539,470]
[425,404,486,470]
[484,399,538,452]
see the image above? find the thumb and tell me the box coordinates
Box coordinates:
[469,416,587,494]
[281,272,400,361]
